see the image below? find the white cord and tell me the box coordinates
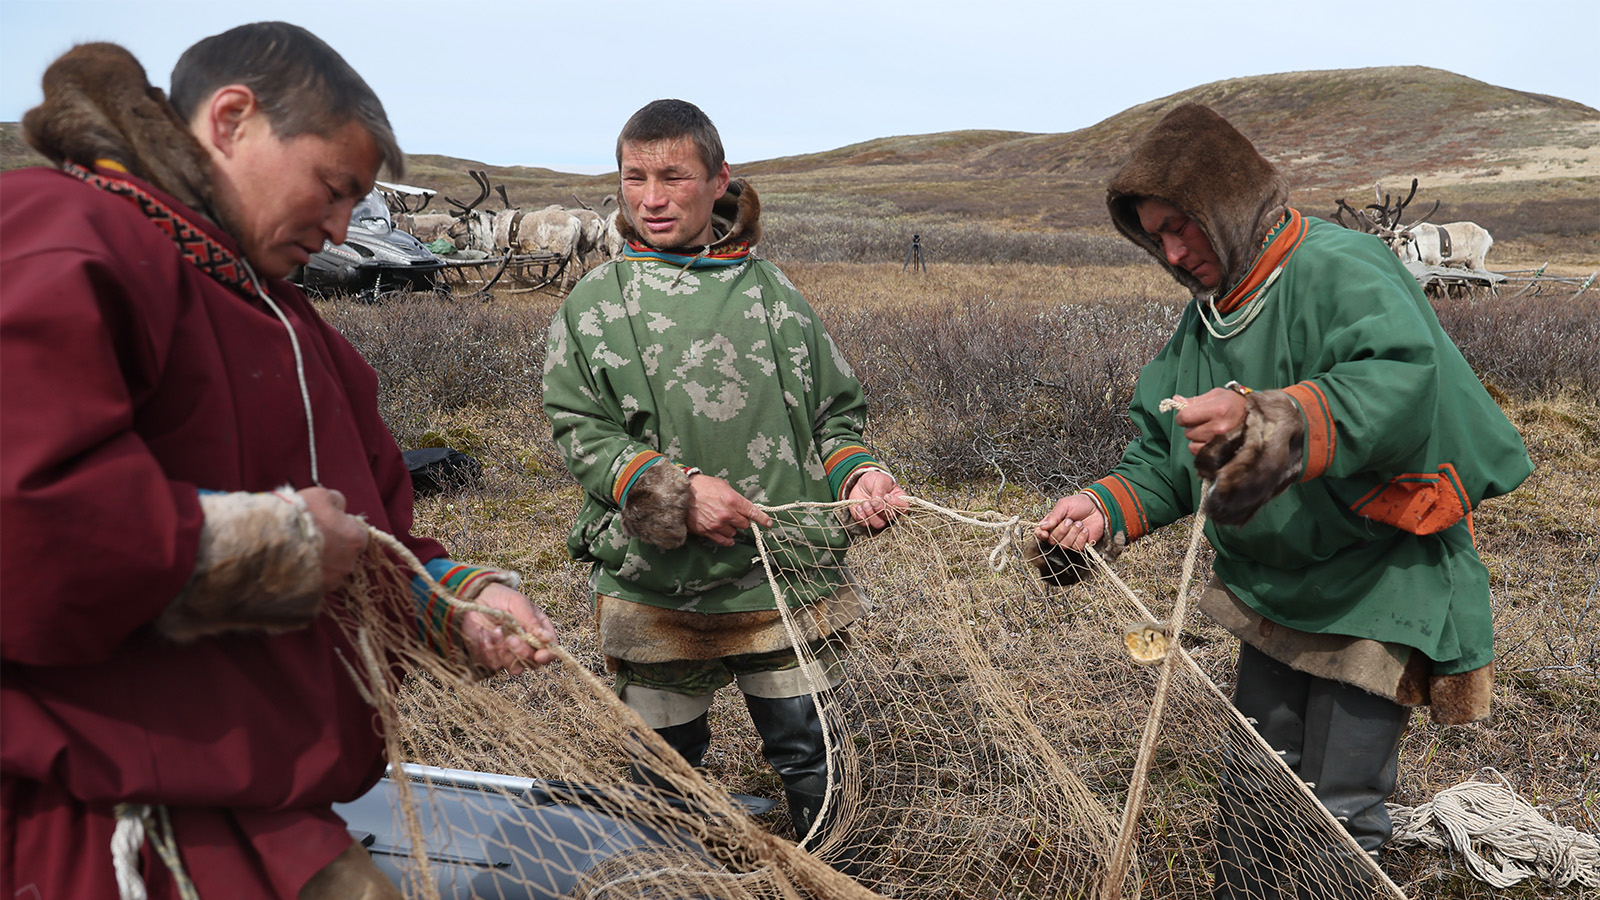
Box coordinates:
[242,261,320,485]
[112,805,150,900]
[1199,263,1284,340]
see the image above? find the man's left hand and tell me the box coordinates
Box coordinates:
[846,469,908,531]
[460,583,559,675]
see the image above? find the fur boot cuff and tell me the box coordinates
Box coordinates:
[1195,389,1305,525]
[155,488,324,642]
[621,462,691,549]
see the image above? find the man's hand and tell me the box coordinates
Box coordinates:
[1172,387,1248,457]
[300,487,369,592]
[1035,493,1105,552]
[846,469,908,531]
[686,474,773,547]
[460,583,559,675]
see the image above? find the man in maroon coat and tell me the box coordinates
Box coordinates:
[1,23,557,899]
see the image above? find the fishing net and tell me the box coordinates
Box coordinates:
[336,496,1405,899]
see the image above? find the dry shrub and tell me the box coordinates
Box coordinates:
[1431,290,1600,399]
[318,293,558,447]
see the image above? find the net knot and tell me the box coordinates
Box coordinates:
[987,516,1028,572]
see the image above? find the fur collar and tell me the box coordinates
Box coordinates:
[1106,103,1288,298]
[22,42,214,216]
[615,177,762,252]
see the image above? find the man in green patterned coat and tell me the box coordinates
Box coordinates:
[1032,104,1531,895]
[543,99,904,845]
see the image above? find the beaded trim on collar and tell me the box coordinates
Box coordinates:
[61,161,254,299]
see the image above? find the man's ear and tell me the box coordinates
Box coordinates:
[712,161,730,200]
[198,85,260,157]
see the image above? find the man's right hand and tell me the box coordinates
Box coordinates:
[300,487,370,591]
[1035,493,1106,552]
[685,475,773,547]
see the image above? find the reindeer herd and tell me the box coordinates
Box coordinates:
[1332,178,1494,272]
[387,170,623,292]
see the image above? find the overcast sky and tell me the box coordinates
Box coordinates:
[3,0,1594,175]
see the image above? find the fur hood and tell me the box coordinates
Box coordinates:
[1106,103,1288,298]
[615,177,762,252]
[22,42,214,216]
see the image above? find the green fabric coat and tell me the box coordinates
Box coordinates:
[1085,213,1532,674]
[543,247,880,614]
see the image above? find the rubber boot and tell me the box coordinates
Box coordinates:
[1294,671,1409,900]
[1218,644,1408,899]
[1213,644,1307,899]
[743,694,831,840]
[630,712,711,796]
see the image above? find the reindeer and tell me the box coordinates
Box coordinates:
[446,171,584,290]
[566,194,614,269]
[1346,180,1495,271]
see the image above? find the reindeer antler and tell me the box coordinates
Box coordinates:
[495,184,511,209]
[446,170,491,217]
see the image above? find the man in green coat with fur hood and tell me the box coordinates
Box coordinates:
[544,99,905,850]
[1033,103,1531,894]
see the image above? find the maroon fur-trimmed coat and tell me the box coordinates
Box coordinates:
[1,44,443,900]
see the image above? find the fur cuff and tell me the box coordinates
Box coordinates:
[1195,389,1305,525]
[1427,661,1495,726]
[155,489,324,642]
[621,463,691,549]
[1023,531,1126,587]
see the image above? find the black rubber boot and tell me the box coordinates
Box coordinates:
[743,693,831,841]
[630,712,711,794]
[1216,644,1409,899]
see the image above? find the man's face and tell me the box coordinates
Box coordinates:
[209,112,382,279]
[1136,198,1222,290]
[618,138,730,251]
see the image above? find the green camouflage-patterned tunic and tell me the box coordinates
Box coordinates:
[543,243,883,614]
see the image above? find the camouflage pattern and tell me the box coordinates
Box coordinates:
[544,247,884,615]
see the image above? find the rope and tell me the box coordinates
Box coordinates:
[1096,479,1212,900]
[112,803,201,900]
[1387,768,1600,889]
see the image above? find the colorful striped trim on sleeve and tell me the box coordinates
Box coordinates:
[1280,381,1335,480]
[823,445,881,499]
[613,451,667,506]
[411,559,499,660]
[1084,474,1150,542]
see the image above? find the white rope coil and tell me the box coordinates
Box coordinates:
[1387,768,1600,889]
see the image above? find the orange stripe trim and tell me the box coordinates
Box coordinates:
[612,451,666,505]
[1096,474,1149,541]
[1216,208,1308,314]
[824,444,871,472]
[1281,381,1335,480]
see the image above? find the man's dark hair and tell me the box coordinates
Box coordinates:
[615,99,725,175]
[169,21,403,177]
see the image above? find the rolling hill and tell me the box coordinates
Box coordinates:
[5,66,1595,251]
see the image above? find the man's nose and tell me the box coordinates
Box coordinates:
[325,201,354,246]
[640,179,668,208]
[1161,233,1187,265]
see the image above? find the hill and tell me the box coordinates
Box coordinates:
[5,66,1594,255]
[737,66,1598,242]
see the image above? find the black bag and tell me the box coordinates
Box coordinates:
[403,447,483,496]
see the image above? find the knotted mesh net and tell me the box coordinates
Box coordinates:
[336,497,1402,899]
